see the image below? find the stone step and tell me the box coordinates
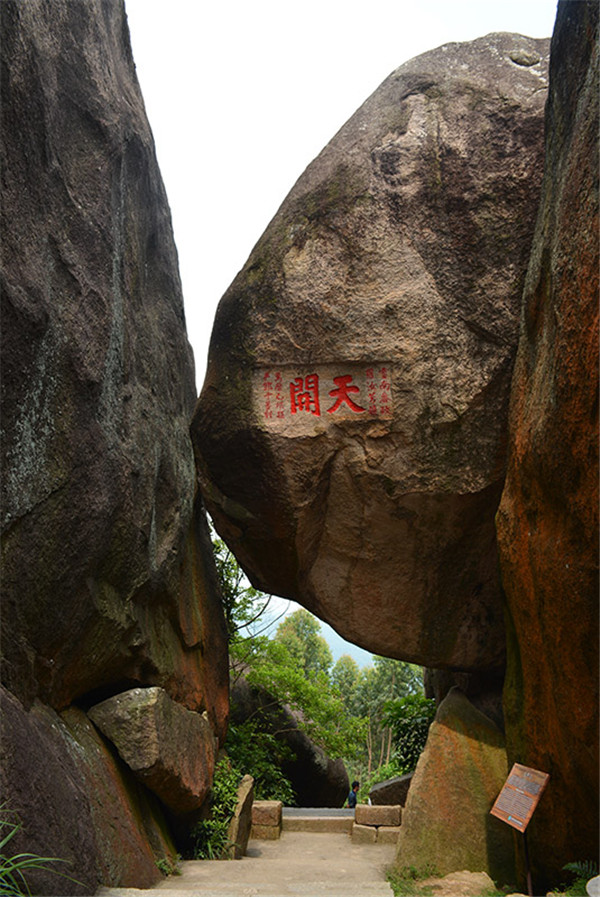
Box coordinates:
[98,884,392,896]
[282,815,354,833]
[281,808,354,834]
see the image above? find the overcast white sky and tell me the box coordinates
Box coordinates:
[124,0,558,666]
[125,0,557,389]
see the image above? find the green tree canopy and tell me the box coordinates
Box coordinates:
[382,693,436,771]
[331,654,360,707]
[245,638,365,759]
[351,656,424,775]
[274,608,333,678]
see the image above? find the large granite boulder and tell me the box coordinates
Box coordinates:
[0,1,228,891]
[283,729,349,809]
[88,687,218,814]
[396,688,514,885]
[194,33,549,672]
[0,687,176,895]
[0,0,228,730]
[496,1,599,888]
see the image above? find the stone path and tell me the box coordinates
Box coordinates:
[96,831,395,897]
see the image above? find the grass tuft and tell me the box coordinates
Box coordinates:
[386,863,440,896]
[0,811,77,896]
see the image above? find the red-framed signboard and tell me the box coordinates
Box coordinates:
[490,763,550,832]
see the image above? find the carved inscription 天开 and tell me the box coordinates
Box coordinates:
[256,364,393,432]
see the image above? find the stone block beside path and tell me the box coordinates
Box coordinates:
[225,775,254,858]
[377,826,402,844]
[251,823,281,840]
[351,822,378,844]
[351,805,402,843]
[355,804,402,827]
[251,800,282,840]
[252,800,282,827]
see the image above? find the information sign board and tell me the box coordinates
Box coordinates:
[490,763,550,832]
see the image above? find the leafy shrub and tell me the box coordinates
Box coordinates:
[382,694,436,772]
[560,860,599,896]
[155,855,181,877]
[357,761,403,803]
[226,719,295,804]
[189,758,241,860]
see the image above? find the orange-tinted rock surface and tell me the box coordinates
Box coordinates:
[496,0,599,887]
[194,33,550,672]
[396,688,514,884]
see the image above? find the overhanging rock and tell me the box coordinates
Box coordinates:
[193,32,550,671]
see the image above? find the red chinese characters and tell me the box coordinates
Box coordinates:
[365,366,392,417]
[326,375,365,414]
[290,374,321,416]
[379,366,391,416]
[263,370,274,419]
[274,370,285,418]
[366,367,378,416]
[261,366,392,422]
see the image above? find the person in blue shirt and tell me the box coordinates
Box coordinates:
[347,781,359,808]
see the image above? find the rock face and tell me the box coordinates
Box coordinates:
[194,33,549,671]
[496,1,599,887]
[369,773,412,807]
[0,687,176,895]
[0,0,228,729]
[396,688,514,885]
[283,733,349,809]
[424,668,505,731]
[0,1,228,891]
[88,688,218,814]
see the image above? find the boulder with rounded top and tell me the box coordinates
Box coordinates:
[194,32,550,673]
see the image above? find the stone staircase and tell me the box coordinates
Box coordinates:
[96,808,397,897]
[281,805,402,844]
